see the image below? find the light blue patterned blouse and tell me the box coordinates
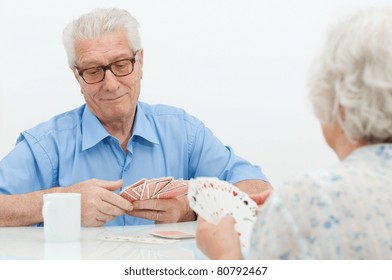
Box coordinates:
[249,144,392,259]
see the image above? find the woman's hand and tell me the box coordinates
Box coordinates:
[195,216,243,260]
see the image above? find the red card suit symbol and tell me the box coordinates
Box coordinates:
[233,191,238,196]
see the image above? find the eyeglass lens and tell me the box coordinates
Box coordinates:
[81,59,134,84]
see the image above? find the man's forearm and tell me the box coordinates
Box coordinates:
[234,179,272,195]
[0,188,63,226]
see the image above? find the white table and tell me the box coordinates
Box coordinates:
[0,221,206,260]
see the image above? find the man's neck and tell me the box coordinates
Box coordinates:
[102,117,134,154]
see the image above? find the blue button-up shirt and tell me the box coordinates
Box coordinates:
[0,102,267,226]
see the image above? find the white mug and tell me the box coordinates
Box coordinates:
[42,193,81,242]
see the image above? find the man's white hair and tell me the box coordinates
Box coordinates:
[62,8,141,67]
[308,8,392,143]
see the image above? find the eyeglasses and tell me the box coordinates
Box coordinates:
[76,51,139,84]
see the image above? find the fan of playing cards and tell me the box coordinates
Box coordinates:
[120,177,188,202]
[187,177,257,249]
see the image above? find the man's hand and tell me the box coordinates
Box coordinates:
[250,189,272,213]
[235,180,272,214]
[196,216,243,260]
[0,179,132,227]
[66,179,133,227]
[126,195,195,223]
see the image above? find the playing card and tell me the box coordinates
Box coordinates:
[143,178,168,199]
[153,177,173,196]
[120,178,146,202]
[152,181,189,199]
[154,179,182,194]
[140,180,152,200]
[99,234,179,244]
[187,177,257,249]
[150,230,195,239]
[154,185,188,199]
[120,190,139,202]
[120,177,188,202]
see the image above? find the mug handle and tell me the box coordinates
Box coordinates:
[42,201,55,237]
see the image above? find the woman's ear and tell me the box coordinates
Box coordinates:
[338,105,346,120]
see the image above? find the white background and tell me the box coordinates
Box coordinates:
[0,0,390,186]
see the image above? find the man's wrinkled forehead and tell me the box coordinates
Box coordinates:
[74,30,134,67]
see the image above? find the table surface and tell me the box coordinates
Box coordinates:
[0,221,207,260]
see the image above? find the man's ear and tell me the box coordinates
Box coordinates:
[137,48,144,79]
[72,67,80,81]
[71,67,84,94]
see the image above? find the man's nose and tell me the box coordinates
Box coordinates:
[102,69,120,91]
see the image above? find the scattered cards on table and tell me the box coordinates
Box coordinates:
[100,234,180,244]
[187,177,257,249]
[150,230,195,239]
[99,230,194,244]
[120,177,188,202]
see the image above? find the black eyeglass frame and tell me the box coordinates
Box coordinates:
[76,51,139,84]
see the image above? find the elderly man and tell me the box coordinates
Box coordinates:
[0,8,270,227]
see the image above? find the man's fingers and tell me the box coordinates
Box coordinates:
[132,198,174,211]
[87,179,133,211]
[127,209,160,221]
[98,201,127,216]
[100,191,133,211]
[129,197,192,223]
[250,190,271,205]
[95,211,115,223]
[127,199,179,223]
[92,179,123,190]
[82,211,114,227]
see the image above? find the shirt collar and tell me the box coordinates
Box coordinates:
[131,102,160,145]
[344,143,392,162]
[81,103,159,151]
[81,105,111,151]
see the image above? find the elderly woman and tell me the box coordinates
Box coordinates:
[196,8,392,259]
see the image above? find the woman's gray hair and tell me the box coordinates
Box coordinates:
[62,8,141,67]
[308,8,392,143]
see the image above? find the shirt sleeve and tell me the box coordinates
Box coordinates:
[186,118,268,183]
[0,133,55,194]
